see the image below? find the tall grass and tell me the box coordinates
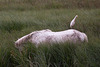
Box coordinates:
[0,9,100,67]
[0,0,100,11]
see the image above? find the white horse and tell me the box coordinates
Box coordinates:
[15,29,88,48]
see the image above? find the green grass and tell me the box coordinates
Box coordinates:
[0,9,100,67]
[0,0,100,11]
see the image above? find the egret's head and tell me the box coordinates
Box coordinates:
[76,15,78,17]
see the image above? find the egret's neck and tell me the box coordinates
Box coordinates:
[73,16,77,21]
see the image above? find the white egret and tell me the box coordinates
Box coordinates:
[70,15,78,28]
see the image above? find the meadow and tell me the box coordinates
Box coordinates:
[0,0,100,67]
[0,9,100,67]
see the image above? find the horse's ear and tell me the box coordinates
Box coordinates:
[30,31,38,36]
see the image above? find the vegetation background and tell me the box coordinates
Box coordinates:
[0,0,100,67]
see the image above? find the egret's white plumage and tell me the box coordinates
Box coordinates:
[15,29,88,49]
[70,15,78,28]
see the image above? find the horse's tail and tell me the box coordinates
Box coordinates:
[15,32,33,48]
